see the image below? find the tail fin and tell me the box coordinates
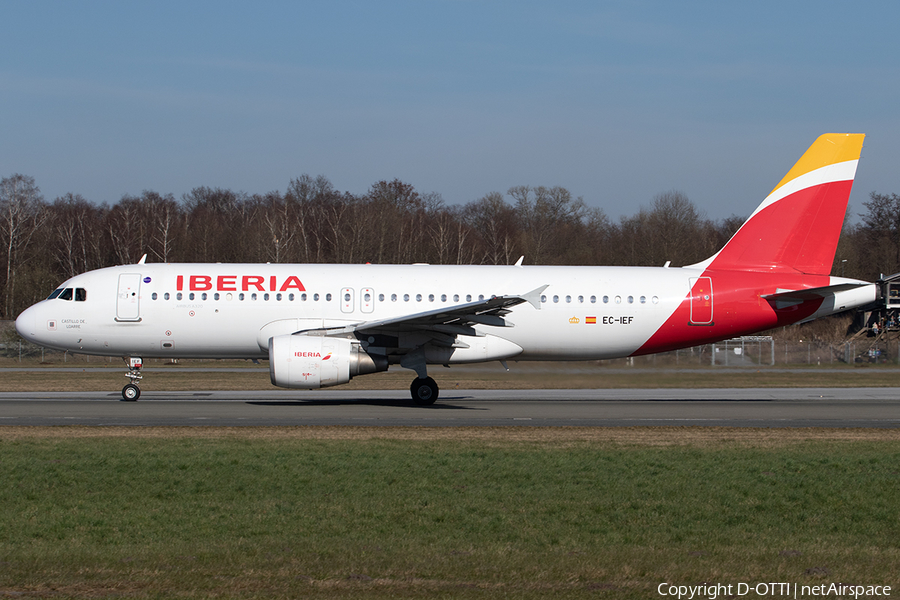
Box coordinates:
[693,133,864,275]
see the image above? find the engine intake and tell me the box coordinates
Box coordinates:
[268,334,387,389]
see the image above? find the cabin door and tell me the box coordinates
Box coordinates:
[116,273,142,322]
[689,277,713,325]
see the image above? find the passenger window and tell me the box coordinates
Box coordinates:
[603,296,609,304]
[239,293,245,301]
[566,295,571,303]
[313,293,319,301]
[201,293,208,300]
[541,295,547,303]
[466,295,472,302]
[58,288,73,301]
[263,293,269,301]
[478,295,484,301]
[578,295,584,303]
[453,294,459,302]
[189,293,195,300]
[164,292,170,300]
[428,294,434,302]
[553,295,559,303]
[416,294,422,302]
[215,293,221,300]
[276,293,282,301]
[326,293,332,301]
[391,294,397,302]
[251,293,257,301]
[301,293,307,301]
[590,295,596,304]
[441,294,447,302]
[404,294,410,302]
[177,292,183,300]
[640,296,646,304]
[289,293,295,301]
[152,292,158,300]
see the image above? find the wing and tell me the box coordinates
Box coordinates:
[298,285,547,339]
[290,285,547,377]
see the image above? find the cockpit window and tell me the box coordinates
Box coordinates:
[50,287,87,301]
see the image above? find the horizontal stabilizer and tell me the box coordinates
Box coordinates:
[762,281,877,319]
[761,282,871,302]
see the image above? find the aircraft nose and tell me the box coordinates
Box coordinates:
[15,305,37,341]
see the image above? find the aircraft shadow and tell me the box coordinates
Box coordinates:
[247,397,482,409]
[638,398,775,402]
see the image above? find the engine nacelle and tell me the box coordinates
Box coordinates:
[268,334,387,389]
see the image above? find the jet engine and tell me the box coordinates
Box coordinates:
[268,334,387,389]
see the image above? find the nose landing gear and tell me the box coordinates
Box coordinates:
[122,357,143,401]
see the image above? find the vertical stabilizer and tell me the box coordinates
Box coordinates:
[692,133,864,275]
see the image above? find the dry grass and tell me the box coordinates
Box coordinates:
[2,425,899,446]
[4,362,900,392]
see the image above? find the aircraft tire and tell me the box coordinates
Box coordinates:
[410,377,438,405]
[122,384,141,401]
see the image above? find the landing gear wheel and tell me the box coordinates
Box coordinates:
[122,383,141,401]
[410,376,439,406]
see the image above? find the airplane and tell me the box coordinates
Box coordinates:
[15,133,877,404]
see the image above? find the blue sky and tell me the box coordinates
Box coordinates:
[2,1,898,222]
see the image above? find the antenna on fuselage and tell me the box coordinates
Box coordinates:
[137,254,147,265]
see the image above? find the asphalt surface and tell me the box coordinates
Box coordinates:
[0,388,898,428]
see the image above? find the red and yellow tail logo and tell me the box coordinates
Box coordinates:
[701,133,864,276]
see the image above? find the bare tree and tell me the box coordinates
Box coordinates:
[510,185,586,264]
[856,192,900,280]
[146,192,181,263]
[50,193,104,278]
[0,174,46,318]
[463,192,518,265]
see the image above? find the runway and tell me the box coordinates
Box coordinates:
[0,388,898,428]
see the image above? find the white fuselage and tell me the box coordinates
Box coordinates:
[14,262,876,363]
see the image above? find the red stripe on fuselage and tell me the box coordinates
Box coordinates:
[635,177,851,355]
[634,271,828,357]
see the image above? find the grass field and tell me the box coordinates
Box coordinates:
[1,427,898,599]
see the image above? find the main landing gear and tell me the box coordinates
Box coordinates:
[410,376,439,406]
[122,357,143,401]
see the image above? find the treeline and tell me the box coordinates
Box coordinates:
[0,172,894,319]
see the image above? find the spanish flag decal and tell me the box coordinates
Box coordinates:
[585,317,597,324]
